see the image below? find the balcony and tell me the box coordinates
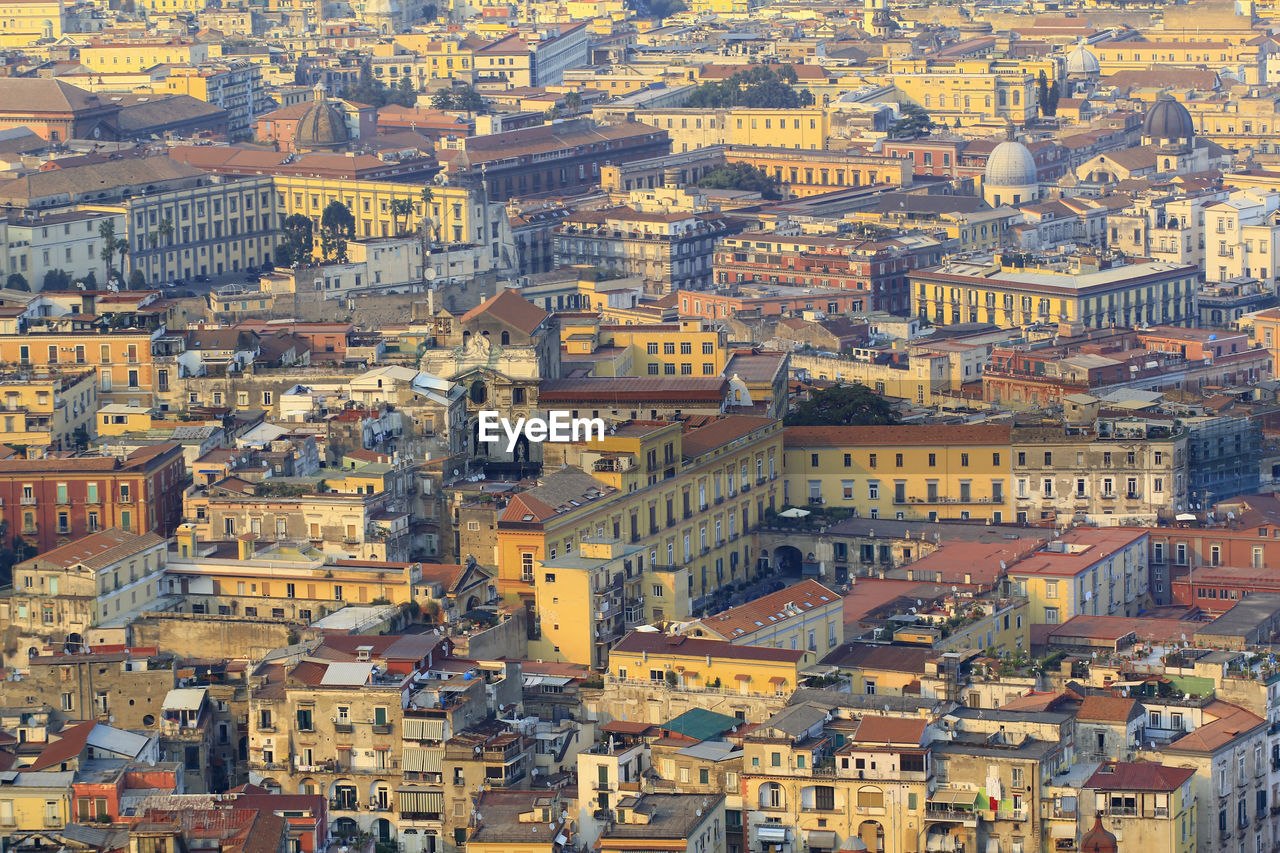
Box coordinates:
[372,722,393,735]
[334,721,354,734]
[925,810,979,825]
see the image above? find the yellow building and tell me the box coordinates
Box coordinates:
[79,40,214,73]
[723,147,912,197]
[782,424,1013,523]
[559,317,729,378]
[165,523,422,615]
[608,630,805,694]
[498,416,783,666]
[1247,305,1280,370]
[686,578,843,666]
[887,59,1037,127]
[0,330,155,407]
[742,711,931,853]
[1084,761,1197,853]
[910,256,1199,330]
[273,176,484,246]
[1006,528,1150,625]
[630,108,830,154]
[0,771,72,830]
[0,368,98,450]
[95,404,154,437]
[0,0,65,42]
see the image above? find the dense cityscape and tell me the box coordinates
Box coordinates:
[2,0,1280,852]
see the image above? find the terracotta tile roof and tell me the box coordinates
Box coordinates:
[19,529,165,573]
[783,424,1010,447]
[680,416,776,458]
[27,720,95,771]
[1166,700,1265,753]
[613,631,805,664]
[848,715,926,746]
[1077,695,1142,724]
[695,579,840,641]
[1085,761,1195,792]
[460,288,548,335]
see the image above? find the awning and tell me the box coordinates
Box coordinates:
[402,718,445,741]
[398,790,443,813]
[402,747,443,773]
[757,826,788,842]
[807,830,838,848]
[769,676,787,684]
[1051,824,1077,839]
[986,841,1000,853]
[927,788,981,808]
[735,674,751,681]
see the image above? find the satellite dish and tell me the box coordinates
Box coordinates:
[548,823,555,831]
[474,746,482,754]
[696,809,702,817]
[453,468,460,476]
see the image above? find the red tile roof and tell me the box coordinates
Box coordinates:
[695,579,840,641]
[460,288,548,335]
[1077,695,1142,724]
[27,720,95,771]
[1085,761,1195,792]
[613,631,805,664]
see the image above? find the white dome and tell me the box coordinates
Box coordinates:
[984,140,1038,187]
[1065,45,1100,75]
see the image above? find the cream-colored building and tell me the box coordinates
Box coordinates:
[0,528,168,653]
[685,578,843,667]
[0,368,98,450]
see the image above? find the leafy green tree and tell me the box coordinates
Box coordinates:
[1037,70,1059,117]
[431,85,486,112]
[564,90,582,112]
[684,65,814,110]
[280,214,314,266]
[42,269,70,290]
[888,102,935,138]
[320,201,355,263]
[80,270,98,290]
[395,75,417,107]
[784,383,898,426]
[422,2,437,19]
[5,273,27,291]
[128,268,146,289]
[696,163,781,199]
[625,0,685,18]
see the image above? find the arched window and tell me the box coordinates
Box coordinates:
[856,786,884,808]
[501,331,510,345]
[759,782,784,809]
[470,380,487,404]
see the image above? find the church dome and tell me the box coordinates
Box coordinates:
[1065,45,1100,75]
[984,140,1038,187]
[296,84,350,151]
[1143,96,1194,143]
[1081,816,1118,853]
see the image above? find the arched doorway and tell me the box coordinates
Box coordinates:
[333,817,359,839]
[858,820,885,852]
[774,545,803,575]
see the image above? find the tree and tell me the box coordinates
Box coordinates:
[625,0,686,18]
[685,65,812,110]
[888,102,935,138]
[42,269,70,290]
[1047,83,1060,117]
[98,218,116,283]
[320,200,355,263]
[280,213,314,266]
[81,270,98,290]
[390,198,415,235]
[113,238,128,284]
[4,273,27,291]
[157,217,174,247]
[431,85,486,112]
[128,269,146,289]
[696,163,782,199]
[784,383,898,427]
[395,75,417,108]
[564,90,582,112]
[1037,70,1057,117]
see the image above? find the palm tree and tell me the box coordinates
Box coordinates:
[157,218,174,246]
[390,198,414,235]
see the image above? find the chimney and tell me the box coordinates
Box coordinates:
[175,522,198,559]
[237,533,257,561]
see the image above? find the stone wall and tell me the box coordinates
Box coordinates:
[449,609,527,660]
[130,612,322,660]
